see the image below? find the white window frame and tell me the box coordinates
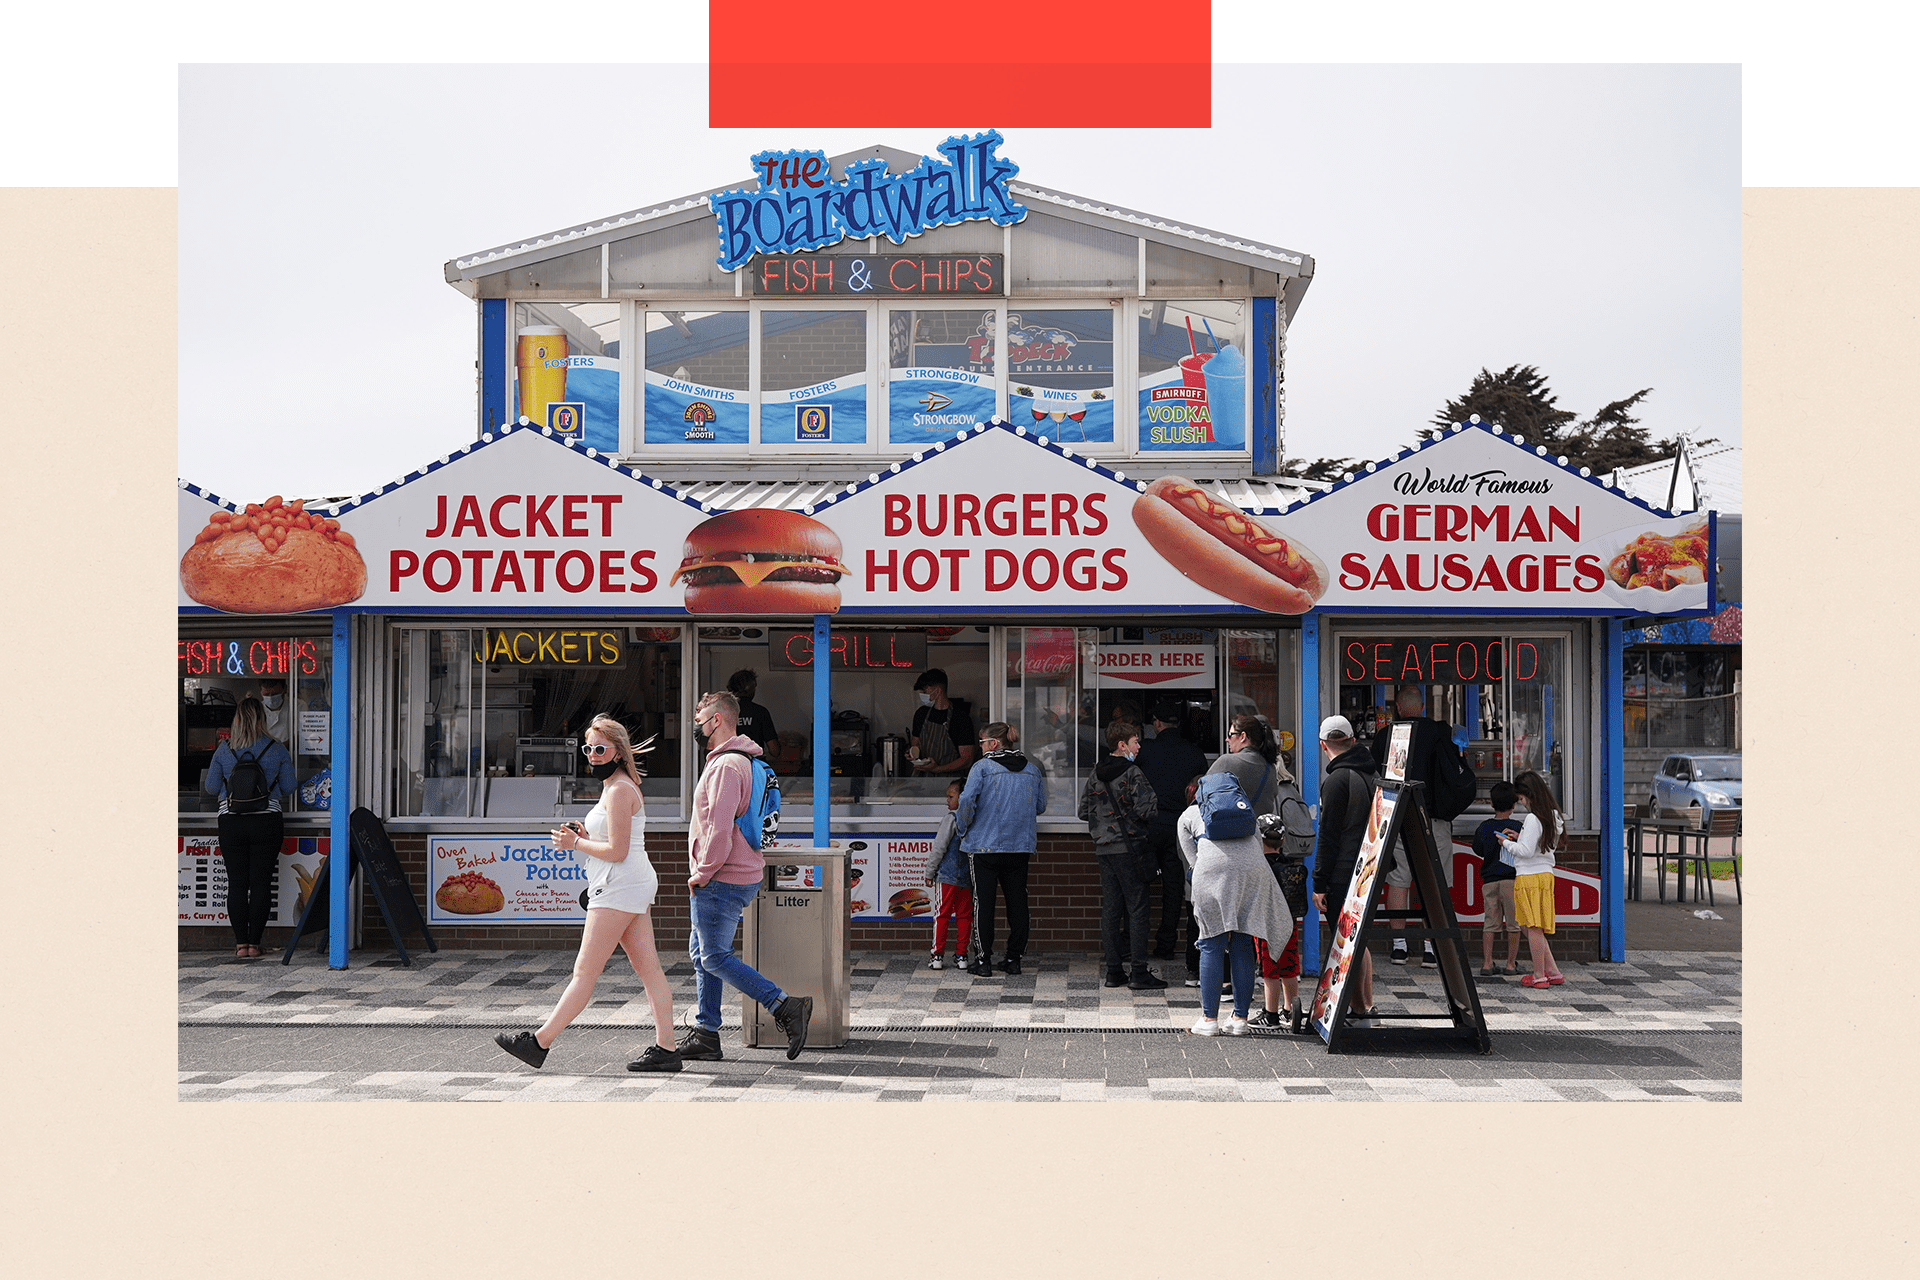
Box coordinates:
[749,298,882,458]
[630,302,753,460]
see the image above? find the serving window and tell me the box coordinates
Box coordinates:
[696,624,987,823]
[178,628,333,816]
[386,622,683,821]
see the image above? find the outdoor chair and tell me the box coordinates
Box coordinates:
[1663,808,1741,907]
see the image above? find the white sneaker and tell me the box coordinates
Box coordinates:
[1222,1015,1250,1037]
[955,954,969,970]
[1190,1016,1221,1036]
[928,954,944,970]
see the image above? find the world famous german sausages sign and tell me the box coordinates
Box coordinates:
[178,421,1709,617]
[1265,423,1714,614]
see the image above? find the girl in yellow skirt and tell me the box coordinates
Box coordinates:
[1500,771,1567,989]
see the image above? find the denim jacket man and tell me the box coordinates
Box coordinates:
[954,721,1047,977]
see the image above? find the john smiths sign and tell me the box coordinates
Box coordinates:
[712,131,1027,272]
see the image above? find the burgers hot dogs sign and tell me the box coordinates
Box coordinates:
[179,421,1709,617]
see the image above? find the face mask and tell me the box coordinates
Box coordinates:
[263,695,284,711]
[917,693,934,707]
[588,758,621,780]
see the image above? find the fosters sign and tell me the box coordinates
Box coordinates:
[179,422,1710,617]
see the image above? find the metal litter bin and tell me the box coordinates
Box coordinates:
[742,846,851,1050]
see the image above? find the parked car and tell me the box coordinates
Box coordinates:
[1649,753,1741,830]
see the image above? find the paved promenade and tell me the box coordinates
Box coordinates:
[180,942,1740,1102]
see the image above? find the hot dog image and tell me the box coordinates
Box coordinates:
[669,508,851,614]
[181,495,366,613]
[1606,522,1709,592]
[889,887,931,918]
[1131,477,1327,614]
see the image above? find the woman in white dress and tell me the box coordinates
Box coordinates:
[495,715,681,1072]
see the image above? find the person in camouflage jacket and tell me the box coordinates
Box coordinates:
[1079,721,1167,990]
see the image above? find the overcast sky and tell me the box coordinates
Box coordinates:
[179,63,1737,502]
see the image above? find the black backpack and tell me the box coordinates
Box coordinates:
[1428,734,1477,821]
[225,745,273,814]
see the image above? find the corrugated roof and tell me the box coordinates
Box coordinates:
[667,471,1322,515]
[1613,442,1742,515]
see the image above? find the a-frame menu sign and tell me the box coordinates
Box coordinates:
[1308,778,1491,1054]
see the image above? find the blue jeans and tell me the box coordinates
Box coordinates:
[1196,931,1255,1020]
[689,879,785,1032]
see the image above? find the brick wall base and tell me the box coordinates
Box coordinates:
[178,829,1602,965]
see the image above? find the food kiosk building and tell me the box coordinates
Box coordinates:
[177,135,1713,966]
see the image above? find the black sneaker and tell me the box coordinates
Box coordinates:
[772,995,814,1060]
[1422,944,1439,968]
[1104,969,1130,988]
[494,1031,548,1069]
[1246,1009,1285,1028]
[1128,967,1169,991]
[679,1026,724,1062]
[1389,941,1409,965]
[973,956,994,978]
[627,1043,684,1073]
[1000,956,1022,976]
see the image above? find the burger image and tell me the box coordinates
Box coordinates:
[888,887,931,918]
[669,509,850,614]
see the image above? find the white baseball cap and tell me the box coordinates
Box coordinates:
[1319,715,1356,741]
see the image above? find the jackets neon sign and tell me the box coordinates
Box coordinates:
[711,131,1027,273]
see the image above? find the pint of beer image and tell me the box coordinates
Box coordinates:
[516,326,569,425]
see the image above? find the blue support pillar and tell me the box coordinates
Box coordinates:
[480,299,508,435]
[813,614,830,848]
[1252,297,1278,474]
[329,610,351,970]
[1300,612,1321,974]
[1600,618,1626,962]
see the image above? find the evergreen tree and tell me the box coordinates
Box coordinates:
[1423,364,1578,452]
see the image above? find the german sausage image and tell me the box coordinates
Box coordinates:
[1130,477,1327,614]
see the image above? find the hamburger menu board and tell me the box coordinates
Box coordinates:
[180,420,1710,618]
[838,835,939,922]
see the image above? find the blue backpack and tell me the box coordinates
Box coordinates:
[1196,773,1257,841]
[715,750,781,850]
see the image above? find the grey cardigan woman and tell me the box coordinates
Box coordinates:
[1176,799,1295,1035]
[1205,714,1289,815]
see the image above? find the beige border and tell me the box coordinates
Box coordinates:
[3,186,1910,1275]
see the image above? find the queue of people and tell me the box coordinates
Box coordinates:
[208,663,1571,1068]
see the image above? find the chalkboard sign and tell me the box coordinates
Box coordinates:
[278,810,438,966]
[350,808,436,964]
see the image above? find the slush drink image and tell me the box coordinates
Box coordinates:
[1201,342,1247,449]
